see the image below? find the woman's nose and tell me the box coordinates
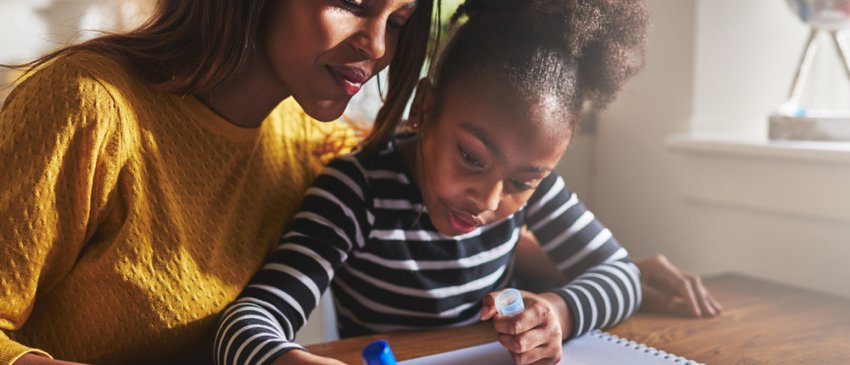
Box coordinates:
[351,18,388,60]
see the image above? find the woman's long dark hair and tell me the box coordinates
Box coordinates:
[5,0,440,112]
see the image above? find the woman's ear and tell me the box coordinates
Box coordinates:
[409,78,434,131]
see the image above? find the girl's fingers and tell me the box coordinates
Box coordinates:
[491,296,549,335]
[498,329,561,365]
[496,323,551,353]
[509,344,561,365]
[490,293,563,365]
[480,291,499,320]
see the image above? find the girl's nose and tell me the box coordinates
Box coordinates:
[470,180,503,214]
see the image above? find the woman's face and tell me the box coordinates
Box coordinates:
[263,0,417,121]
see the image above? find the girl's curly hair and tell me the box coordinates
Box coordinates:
[432,0,648,136]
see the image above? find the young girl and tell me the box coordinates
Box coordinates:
[215,0,648,364]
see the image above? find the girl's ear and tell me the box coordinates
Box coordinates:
[409,78,435,131]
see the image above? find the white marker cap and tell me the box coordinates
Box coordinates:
[496,288,525,316]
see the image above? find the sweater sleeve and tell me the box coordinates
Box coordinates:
[0,59,123,364]
[524,173,641,339]
[214,155,372,365]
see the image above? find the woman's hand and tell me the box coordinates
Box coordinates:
[480,290,571,365]
[13,354,87,365]
[271,349,346,365]
[636,254,723,318]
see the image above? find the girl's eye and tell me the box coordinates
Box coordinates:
[509,179,534,192]
[457,144,482,167]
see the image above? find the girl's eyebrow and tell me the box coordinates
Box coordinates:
[460,122,501,158]
[459,122,552,174]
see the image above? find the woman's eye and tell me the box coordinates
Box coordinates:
[458,144,482,167]
[388,17,406,31]
[338,0,364,12]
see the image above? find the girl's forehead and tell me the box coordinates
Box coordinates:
[437,89,571,169]
[438,82,572,147]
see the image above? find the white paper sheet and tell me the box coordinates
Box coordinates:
[398,330,704,365]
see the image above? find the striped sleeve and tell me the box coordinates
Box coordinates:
[524,173,642,339]
[214,155,373,365]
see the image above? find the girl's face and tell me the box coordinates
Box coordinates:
[413,81,572,236]
[263,0,417,121]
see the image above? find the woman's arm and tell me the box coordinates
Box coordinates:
[214,156,372,365]
[1,58,124,365]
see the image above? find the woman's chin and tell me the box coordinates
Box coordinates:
[296,98,350,122]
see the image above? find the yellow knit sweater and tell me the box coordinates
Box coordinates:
[0,51,357,365]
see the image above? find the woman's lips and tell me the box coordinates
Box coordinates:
[327,66,370,96]
[448,209,481,234]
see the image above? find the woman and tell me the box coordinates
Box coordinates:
[1,1,434,364]
[0,1,718,364]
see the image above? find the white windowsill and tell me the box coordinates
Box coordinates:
[666,133,850,224]
[667,133,850,166]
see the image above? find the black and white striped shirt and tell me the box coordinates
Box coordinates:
[215,139,641,365]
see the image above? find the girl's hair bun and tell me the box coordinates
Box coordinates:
[446,0,648,110]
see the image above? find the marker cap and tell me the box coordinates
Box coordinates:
[496,288,525,316]
[362,339,397,365]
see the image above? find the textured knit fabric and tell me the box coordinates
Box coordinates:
[215,138,641,365]
[0,51,357,365]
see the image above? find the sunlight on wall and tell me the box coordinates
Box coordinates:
[0,0,153,102]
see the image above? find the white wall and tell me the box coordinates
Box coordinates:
[579,0,850,299]
[0,0,152,101]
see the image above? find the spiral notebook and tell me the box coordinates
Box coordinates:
[398,330,704,365]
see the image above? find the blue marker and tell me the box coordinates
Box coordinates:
[362,339,397,365]
[496,288,525,316]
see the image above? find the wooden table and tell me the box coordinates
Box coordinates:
[306,273,850,364]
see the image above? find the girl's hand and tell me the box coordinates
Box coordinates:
[271,349,346,365]
[636,254,723,318]
[480,291,571,365]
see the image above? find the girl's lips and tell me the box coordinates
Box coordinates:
[448,209,480,234]
[327,66,370,96]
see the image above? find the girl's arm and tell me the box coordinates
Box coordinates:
[214,156,372,365]
[523,173,641,339]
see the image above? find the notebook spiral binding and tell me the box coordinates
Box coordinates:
[588,330,706,365]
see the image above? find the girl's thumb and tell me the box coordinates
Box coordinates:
[479,291,499,320]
